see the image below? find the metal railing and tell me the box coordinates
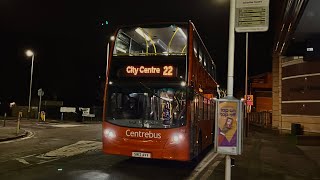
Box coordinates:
[248,111,272,127]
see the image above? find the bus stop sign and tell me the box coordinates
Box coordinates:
[235,0,270,32]
[245,95,253,106]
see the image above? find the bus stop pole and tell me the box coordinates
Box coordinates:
[226,0,236,179]
[38,94,42,121]
[227,0,236,98]
[225,155,231,180]
[245,32,249,137]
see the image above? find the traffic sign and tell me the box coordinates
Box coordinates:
[235,0,270,32]
[38,88,44,97]
[245,95,253,106]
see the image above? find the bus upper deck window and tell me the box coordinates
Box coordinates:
[113,25,187,56]
[193,40,198,57]
[114,32,130,55]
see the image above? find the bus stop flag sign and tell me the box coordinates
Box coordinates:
[235,0,270,32]
[246,95,253,106]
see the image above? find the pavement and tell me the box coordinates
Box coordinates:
[208,126,320,180]
[0,118,98,142]
[0,118,319,180]
[0,126,28,142]
[0,119,37,142]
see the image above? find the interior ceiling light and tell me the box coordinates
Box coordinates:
[178,27,187,39]
[135,28,151,41]
[116,47,127,53]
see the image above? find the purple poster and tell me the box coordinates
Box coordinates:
[217,101,238,154]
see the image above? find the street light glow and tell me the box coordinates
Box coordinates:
[26,50,34,57]
[110,36,115,41]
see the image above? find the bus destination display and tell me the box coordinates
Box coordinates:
[120,65,177,77]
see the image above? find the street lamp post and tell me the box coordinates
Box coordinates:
[26,50,34,119]
[106,36,115,78]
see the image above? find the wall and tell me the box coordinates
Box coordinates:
[281,57,320,133]
[272,55,281,129]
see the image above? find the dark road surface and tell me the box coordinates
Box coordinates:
[0,121,197,180]
[1,151,196,180]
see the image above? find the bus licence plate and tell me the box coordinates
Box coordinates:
[132,152,151,158]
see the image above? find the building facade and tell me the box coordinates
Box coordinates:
[272,0,320,134]
[250,72,272,112]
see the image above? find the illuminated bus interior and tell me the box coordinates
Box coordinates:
[113,24,188,56]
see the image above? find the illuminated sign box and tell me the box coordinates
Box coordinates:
[214,97,244,155]
[235,0,270,32]
[119,65,177,77]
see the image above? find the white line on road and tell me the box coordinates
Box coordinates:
[49,124,85,128]
[12,141,101,166]
[15,158,31,165]
[37,158,59,165]
[19,154,37,158]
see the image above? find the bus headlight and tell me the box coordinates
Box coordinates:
[170,133,184,144]
[104,129,116,139]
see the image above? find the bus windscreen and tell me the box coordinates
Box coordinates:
[106,84,186,129]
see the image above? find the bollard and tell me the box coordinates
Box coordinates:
[3,113,6,127]
[40,111,46,122]
[16,112,22,135]
[16,113,21,135]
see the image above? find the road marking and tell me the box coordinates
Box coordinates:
[12,141,101,166]
[37,141,101,159]
[37,158,59,165]
[187,149,219,180]
[201,160,222,179]
[49,124,84,128]
[15,158,31,165]
[20,154,37,158]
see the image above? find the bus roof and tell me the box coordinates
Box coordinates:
[114,21,189,30]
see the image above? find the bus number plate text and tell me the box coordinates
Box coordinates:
[132,152,151,158]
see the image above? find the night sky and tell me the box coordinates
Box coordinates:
[0,0,274,107]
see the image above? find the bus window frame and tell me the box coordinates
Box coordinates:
[193,37,199,59]
[192,28,216,81]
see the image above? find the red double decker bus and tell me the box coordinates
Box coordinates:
[102,21,218,161]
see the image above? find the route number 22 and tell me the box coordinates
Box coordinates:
[163,66,173,76]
